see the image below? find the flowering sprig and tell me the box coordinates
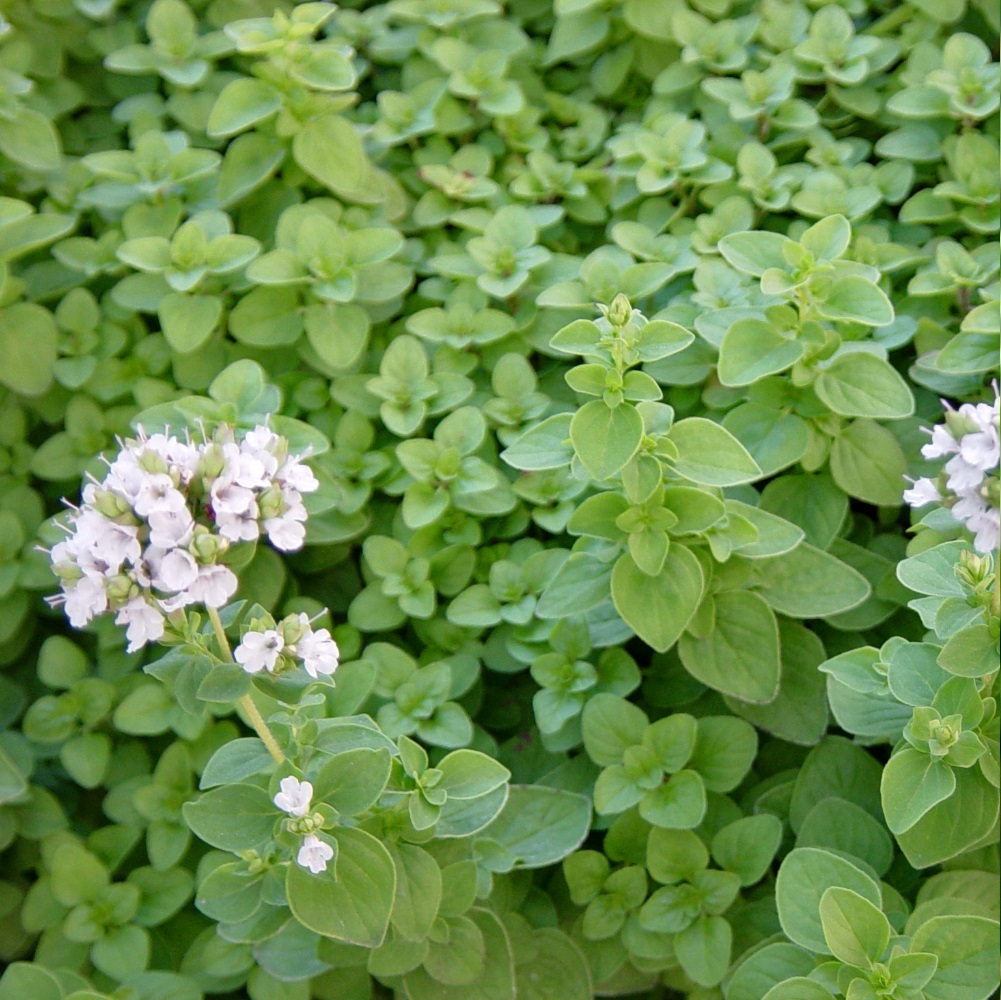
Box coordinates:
[46,423,319,653]
[234,611,340,679]
[273,776,334,874]
[904,389,1000,555]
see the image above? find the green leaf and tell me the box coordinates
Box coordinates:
[402,909,516,1000]
[570,400,644,480]
[911,915,1001,1000]
[437,749,510,800]
[476,787,590,872]
[881,748,956,835]
[938,624,999,678]
[611,545,704,652]
[181,784,276,852]
[726,619,829,746]
[200,738,272,789]
[515,926,593,1000]
[388,842,441,942]
[312,747,392,817]
[50,843,108,905]
[819,886,891,968]
[674,915,732,987]
[207,78,282,137]
[895,766,999,869]
[0,964,63,1000]
[796,798,894,877]
[753,543,870,618]
[830,419,908,507]
[639,770,706,829]
[0,303,58,396]
[688,716,757,793]
[725,942,817,1000]
[712,814,783,886]
[292,115,380,205]
[776,847,882,955]
[158,293,221,353]
[668,417,762,485]
[814,353,914,419]
[501,414,574,471]
[0,108,61,172]
[789,737,884,831]
[762,980,836,1000]
[678,590,780,703]
[718,231,789,276]
[286,827,396,946]
[718,319,804,386]
[646,828,708,884]
[818,277,894,326]
[581,693,648,766]
[90,923,150,980]
[195,863,264,923]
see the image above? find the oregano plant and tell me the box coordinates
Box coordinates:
[0,1,997,999]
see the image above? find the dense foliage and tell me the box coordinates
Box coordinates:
[0,0,998,998]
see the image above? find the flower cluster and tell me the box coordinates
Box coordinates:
[904,390,1000,554]
[274,776,334,874]
[234,611,340,679]
[47,424,318,652]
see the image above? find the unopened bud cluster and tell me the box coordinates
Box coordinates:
[47,424,318,652]
[904,389,1000,554]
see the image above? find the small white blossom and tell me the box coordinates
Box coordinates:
[969,507,1000,554]
[298,627,340,679]
[115,597,165,653]
[296,833,334,875]
[274,776,313,817]
[62,574,109,628]
[921,424,959,460]
[265,513,307,552]
[902,477,940,508]
[235,629,285,674]
[156,548,199,593]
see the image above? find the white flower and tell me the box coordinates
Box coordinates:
[944,453,986,494]
[148,507,195,549]
[264,513,307,552]
[62,574,109,628]
[234,629,285,674]
[115,597,165,653]
[155,548,199,593]
[921,423,959,460]
[186,564,238,608]
[274,776,313,817]
[133,474,186,518]
[296,833,334,875]
[903,477,941,508]
[969,506,1000,554]
[298,627,340,678]
[279,458,319,494]
[959,428,1000,474]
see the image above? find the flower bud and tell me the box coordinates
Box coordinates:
[608,292,632,328]
[190,524,229,563]
[105,574,136,604]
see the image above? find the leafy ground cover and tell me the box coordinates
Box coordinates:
[0,1,998,998]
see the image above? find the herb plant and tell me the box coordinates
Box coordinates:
[0,1,998,999]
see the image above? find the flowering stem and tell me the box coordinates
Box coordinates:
[992,553,1000,620]
[206,606,285,764]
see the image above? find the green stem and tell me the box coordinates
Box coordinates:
[206,606,285,765]
[992,552,1000,620]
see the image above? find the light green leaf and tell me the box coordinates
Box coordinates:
[286,827,396,946]
[611,545,705,653]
